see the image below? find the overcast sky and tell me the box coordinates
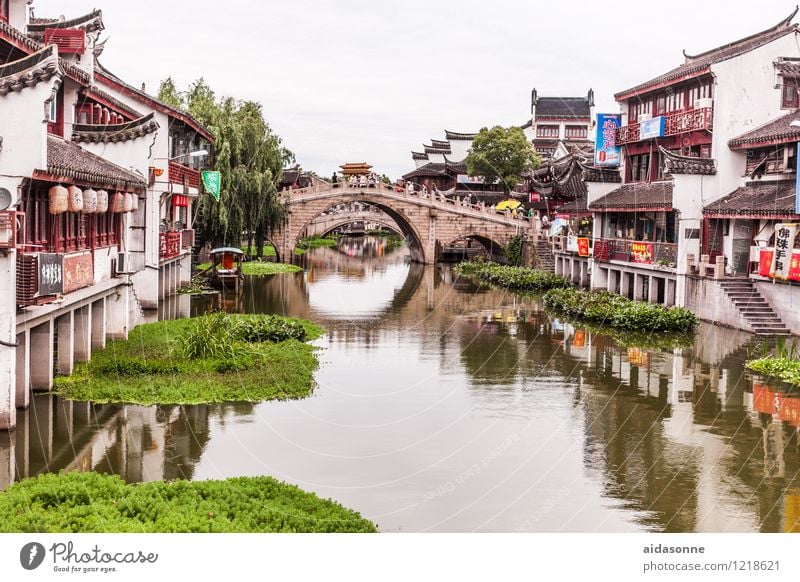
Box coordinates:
[35,0,797,178]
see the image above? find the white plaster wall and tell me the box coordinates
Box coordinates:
[709,31,800,203]
[93,245,119,284]
[0,81,52,206]
[755,280,800,336]
[427,152,445,164]
[448,139,471,161]
[8,0,27,30]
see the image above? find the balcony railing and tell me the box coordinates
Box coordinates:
[168,161,201,190]
[593,238,677,266]
[160,231,182,259]
[616,107,713,145]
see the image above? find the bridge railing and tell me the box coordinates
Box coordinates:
[281,180,534,227]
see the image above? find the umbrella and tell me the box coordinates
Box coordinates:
[494,199,522,211]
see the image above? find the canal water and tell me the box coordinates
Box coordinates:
[2,235,799,533]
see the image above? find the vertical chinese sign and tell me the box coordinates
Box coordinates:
[577,237,590,257]
[594,114,621,167]
[770,223,798,280]
[201,171,222,201]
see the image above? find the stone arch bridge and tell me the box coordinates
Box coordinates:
[271,181,534,264]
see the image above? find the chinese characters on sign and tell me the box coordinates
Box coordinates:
[594,114,621,167]
[577,237,590,257]
[630,241,654,264]
[201,171,221,201]
[770,223,798,280]
[38,253,63,295]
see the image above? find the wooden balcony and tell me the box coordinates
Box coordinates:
[616,107,713,145]
[160,231,182,259]
[168,161,200,190]
[593,238,677,266]
[44,28,86,55]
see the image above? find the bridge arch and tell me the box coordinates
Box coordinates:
[272,183,532,265]
[290,194,429,263]
[440,233,508,263]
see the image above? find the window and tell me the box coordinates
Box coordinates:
[536,125,559,138]
[783,78,799,108]
[48,96,57,123]
[564,125,587,139]
[628,153,650,182]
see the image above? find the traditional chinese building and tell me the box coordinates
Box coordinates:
[584,8,800,333]
[0,1,213,431]
[523,89,595,161]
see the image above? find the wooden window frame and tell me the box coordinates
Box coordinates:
[782,78,800,109]
[564,125,587,139]
[536,125,559,138]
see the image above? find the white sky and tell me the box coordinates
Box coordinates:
[34,0,796,178]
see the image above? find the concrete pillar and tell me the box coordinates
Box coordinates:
[30,321,54,392]
[15,330,29,409]
[74,306,91,363]
[91,298,106,350]
[106,289,129,340]
[56,311,75,376]
[579,261,589,287]
[0,249,16,430]
[649,276,659,304]
[620,272,631,299]
[666,279,677,307]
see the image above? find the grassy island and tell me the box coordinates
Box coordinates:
[0,472,376,533]
[455,261,572,293]
[542,288,697,333]
[53,313,324,405]
[195,261,302,275]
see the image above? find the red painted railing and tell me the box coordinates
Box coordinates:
[593,238,677,265]
[160,231,182,259]
[44,28,85,54]
[616,107,713,145]
[168,161,200,189]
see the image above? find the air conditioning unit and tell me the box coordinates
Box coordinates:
[638,113,652,123]
[115,252,127,275]
[694,98,713,109]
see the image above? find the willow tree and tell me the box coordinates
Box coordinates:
[157,78,293,256]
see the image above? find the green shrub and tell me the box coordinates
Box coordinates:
[542,288,697,333]
[746,356,800,386]
[0,472,376,533]
[456,261,572,293]
[177,312,240,360]
[233,315,307,343]
[95,359,178,376]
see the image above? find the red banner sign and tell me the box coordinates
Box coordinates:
[759,249,800,281]
[529,193,541,203]
[63,251,94,294]
[577,237,590,257]
[630,241,654,264]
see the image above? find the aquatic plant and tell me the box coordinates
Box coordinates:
[0,472,376,533]
[746,356,800,387]
[455,261,571,293]
[52,314,325,405]
[542,288,697,333]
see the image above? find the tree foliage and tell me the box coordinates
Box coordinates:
[465,126,541,195]
[156,78,294,255]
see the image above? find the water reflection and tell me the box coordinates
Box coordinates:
[2,235,799,533]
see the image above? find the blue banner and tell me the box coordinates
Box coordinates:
[594,114,621,167]
[639,116,665,140]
